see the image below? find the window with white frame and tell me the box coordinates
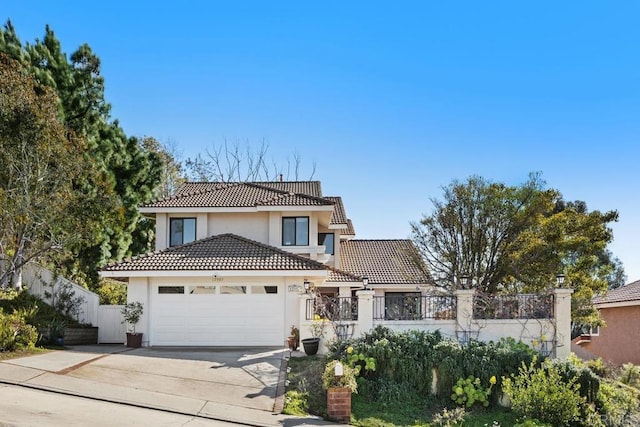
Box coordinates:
[169,218,196,247]
[318,233,334,255]
[282,217,309,246]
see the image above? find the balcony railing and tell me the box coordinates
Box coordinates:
[473,293,554,319]
[305,296,358,321]
[373,295,457,321]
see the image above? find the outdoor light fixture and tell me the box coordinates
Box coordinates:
[556,274,565,287]
[461,274,470,288]
[303,280,310,293]
[362,276,370,290]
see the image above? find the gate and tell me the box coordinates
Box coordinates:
[98,305,125,344]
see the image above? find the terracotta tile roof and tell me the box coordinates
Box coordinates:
[326,268,363,283]
[102,234,330,272]
[174,181,323,197]
[326,197,348,226]
[143,182,332,208]
[339,240,431,285]
[339,219,356,237]
[593,280,640,305]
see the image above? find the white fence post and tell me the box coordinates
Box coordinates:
[354,290,374,338]
[554,288,574,359]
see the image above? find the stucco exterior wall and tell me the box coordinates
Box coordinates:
[207,212,269,243]
[582,304,640,365]
[127,277,150,346]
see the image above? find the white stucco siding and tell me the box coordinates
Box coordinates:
[207,212,269,243]
[127,277,151,346]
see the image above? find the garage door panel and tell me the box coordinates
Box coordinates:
[150,284,284,346]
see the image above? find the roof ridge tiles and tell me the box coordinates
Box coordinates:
[218,233,332,270]
[101,233,335,272]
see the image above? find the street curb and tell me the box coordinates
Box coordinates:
[273,346,289,414]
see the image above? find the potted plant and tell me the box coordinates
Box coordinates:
[121,301,144,348]
[302,315,326,355]
[49,319,66,346]
[287,325,300,351]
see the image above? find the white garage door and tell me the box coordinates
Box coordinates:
[150,284,284,346]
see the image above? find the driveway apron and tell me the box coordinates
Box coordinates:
[0,346,289,426]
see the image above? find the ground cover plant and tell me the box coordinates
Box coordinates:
[284,326,640,426]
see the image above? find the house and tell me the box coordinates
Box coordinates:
[101,181,431,347]
[573,280,640,365]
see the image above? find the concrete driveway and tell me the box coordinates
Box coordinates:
[0,345,337,426]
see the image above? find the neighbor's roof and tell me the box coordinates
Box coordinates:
[339,240,431,285]
[142,181,332,209]
[102,233,331,272]
[593,280,640,305]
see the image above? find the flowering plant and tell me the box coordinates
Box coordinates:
[309,314,326,339]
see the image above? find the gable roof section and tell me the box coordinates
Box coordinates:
[102,233,331,272]
[593,280,640,305]
[326,196,348,226]
[339,219,356,238]
[339,240,431,285]
[142,182,332,209]
[174,181,323,197]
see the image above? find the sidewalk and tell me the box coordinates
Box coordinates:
[0,347,344,427]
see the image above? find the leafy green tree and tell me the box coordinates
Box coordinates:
[0,53,95,288]
[141,137,186,200]
[0,21,166,288]
[411,173,622,330]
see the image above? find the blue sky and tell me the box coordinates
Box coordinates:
[5,2,640,282]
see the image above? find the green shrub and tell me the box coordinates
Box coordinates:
[329,326,538,407]
[617,364,640,390]
[596,380,640,427]
[502,358,585,426]
[97,280,126,305]
[0,309,39,351]
[451,375,496,407]
[322,360,358,393]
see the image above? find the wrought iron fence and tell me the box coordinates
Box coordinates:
[473,293,554,319]
[373,295,457,321]
[305,296,358,321]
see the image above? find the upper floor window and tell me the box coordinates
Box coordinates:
[282,217,309,246]
[318,233,334,255]
[170,217,196,247]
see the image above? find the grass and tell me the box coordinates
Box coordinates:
[283,355,520,426]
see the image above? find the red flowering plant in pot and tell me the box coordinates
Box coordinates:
[121,301,144,348]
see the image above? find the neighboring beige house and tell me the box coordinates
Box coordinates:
[573,280,640,365]
[101,181,431,346]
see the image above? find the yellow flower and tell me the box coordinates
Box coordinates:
[540,334,547,341]
[490,376,497,385]
[314,314,321,321]
[532,339,538,347]
[347,346,353,354]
